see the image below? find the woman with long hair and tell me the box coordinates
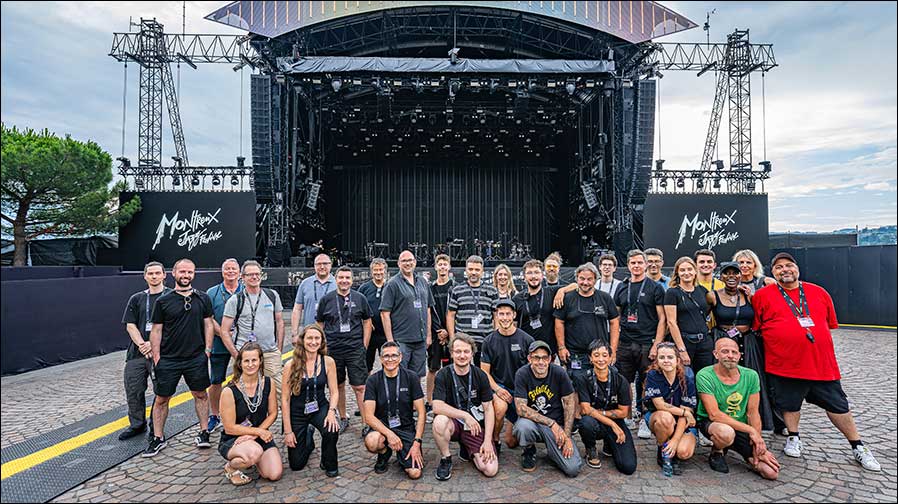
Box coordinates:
[665,257,712,373]
[492,263,518,299]
[219,342,282,486]
[732,249,775,296]
[282,324,341,477]
[642,342,698,476]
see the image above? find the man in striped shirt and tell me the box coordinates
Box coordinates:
[446,255,499,367]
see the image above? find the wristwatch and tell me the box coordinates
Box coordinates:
[414,437,423,444]
[677,347,687,353]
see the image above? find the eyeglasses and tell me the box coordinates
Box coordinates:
[530,355,551,362]
[545,265,559,270]
[243,272,261,278]
[184,295,192,311]
[382,354,401,361]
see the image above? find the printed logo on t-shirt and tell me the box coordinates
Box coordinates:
[528,384,555,415]
[725,391,744,417]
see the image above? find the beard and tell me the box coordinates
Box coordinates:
[177,276,191,286]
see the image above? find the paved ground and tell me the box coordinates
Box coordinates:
[3,329,896,502]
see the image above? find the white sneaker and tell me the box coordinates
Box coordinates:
[637,419,652,439]
[698,431,713,447]
[853,445,882,472]
[784,436,802,458]
[624,418,637,430]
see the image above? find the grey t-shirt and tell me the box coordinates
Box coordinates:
[380,273,435,344]
[223,289,283,352]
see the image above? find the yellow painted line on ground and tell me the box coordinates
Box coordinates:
[1,350,294,481]
[840,323,897,330]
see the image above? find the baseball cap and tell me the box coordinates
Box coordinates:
[771,252,797,268]
[719,262,740,274]
[528,340,551,354]
[494,298,517,311]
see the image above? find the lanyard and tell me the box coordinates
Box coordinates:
[313,279,332,302]
[598,280,616,295]
[303,356,320,403]
[451,368,474,410]
[144,290,152,333]
[336,292,352,327]
[383,371,402,417]
[430,280,452,327]
[246,292,262,331]
[679,287,707,329]
[527,288,544,318]
[593,373,614,408]
[577,293,609,336]
[468,285,481,313]
[776,282,815,343]
[626,280,647,316]
[403,276,426,337]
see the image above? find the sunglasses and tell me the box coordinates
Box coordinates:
[184,295,192,311]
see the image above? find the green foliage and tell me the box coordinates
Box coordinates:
[1,123,140,262]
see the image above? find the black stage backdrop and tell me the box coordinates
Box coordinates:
[119,191,256,270]
[643,193,769,264]
[324,161,562,260]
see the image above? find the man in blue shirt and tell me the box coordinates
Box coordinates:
[205,258,242,433]
[291,254,336,334]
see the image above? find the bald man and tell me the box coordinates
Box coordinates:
[292,253,336,334]
[380,250,434,379]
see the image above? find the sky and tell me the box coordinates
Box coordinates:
[2,1,896,233]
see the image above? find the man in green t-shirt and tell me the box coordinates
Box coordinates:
[696,337,780,479]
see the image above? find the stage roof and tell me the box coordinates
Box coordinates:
[205,1,696,45]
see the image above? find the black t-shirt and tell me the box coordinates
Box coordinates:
[315,290,372,353]
[357,280,386,333]
[430,279,455,335]
[553,290,619,354]
[664,286,710,336]
[122,289,170,361]
[432,365,494,425]
[151,289,213,359]
[513,286,560,351]
[614,279,666,344]
[364,368,424,432]
[574,368,631,410]
[481,329,535,390]
[380,274,435,344]
[514,364,574,425]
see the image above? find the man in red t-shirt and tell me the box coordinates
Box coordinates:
[752,253,880,472]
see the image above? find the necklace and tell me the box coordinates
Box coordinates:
[238,377,264,414]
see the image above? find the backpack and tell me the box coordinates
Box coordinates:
[232,288,279,340]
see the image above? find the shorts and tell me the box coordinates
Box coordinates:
[332,346,369,386]
[218,435,278,460]
[209,353,231,385]
[154,354,211,397]
[767,374,850,414]
[450,418,495,457]
[698,419,752,461]
[643,410,699,439]
[497,384,519,423]
[427,340,451,372]
[391,428,419,470]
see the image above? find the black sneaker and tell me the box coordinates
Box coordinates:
[572,418,581,435]
[671,457,683,475]
[586,447,601,469]
[601,441,612,457]
[435,456,453,481]
[118,424,146,441]
[374,448,393,474]
[194,430,211,448]
[361,425,372,440]
[458,443,470,462]
[656,446,663,467]
[142,436,166,457]
[521,446,537,472]
[709,451,729,473]
[354,409,361,417]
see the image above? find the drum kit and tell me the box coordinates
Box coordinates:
[362,237,532,264]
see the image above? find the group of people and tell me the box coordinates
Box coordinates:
[119,247,881,487]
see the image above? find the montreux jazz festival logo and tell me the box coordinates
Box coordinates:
[152,208,223,251]
[675,209,739,251]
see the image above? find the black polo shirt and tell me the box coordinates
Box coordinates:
[315,290,372,353]
[380,274,434,344]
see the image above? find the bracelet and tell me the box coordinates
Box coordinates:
[284,431,294,436]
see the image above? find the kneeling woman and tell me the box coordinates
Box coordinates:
[219,342,282,486]
[282,324,341,477]
[643,342,698,475]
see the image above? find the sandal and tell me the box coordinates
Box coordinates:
[224,463,252,486]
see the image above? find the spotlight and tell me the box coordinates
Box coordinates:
[212,175,221,186]
[135,177,145,189]
[236,156,245,168]
[331,78,342,92]
[191,175,201,186]
[448,47,460,64]
[713,160,724,171]
[747,180,756,192]
[230,175,240,186]
[713,177,721,189]
[565,82,576,95]
[448,79,460,98]
[676,177,685,188]
[659,178,668,188]
[655,159,665,170]
[695,177,704,189]
[759,160,772,173]
[172,176,181,187]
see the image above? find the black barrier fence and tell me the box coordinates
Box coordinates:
[774,245,897,327]
[3,247,895,375]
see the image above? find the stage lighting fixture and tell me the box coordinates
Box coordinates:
[448,47,460,64]
[191,175,201,186]
[659,178,668,188]
[448,79,460,98]
[236,156,245,168]
[676,177,685,188]
[135,177,145,189]
[713,160,724,170]
[230,175,239,186]
[116,156,131,168]
[172,176,181,187]
[212,175,221,186]
[713,177,721,189]
[760,160,772,173]
[490,79,499,93]
[565,82,576,95]
[331,78,342,92]
[655,159,665,170]
[171,156,183,167]
[695,177,704,189]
